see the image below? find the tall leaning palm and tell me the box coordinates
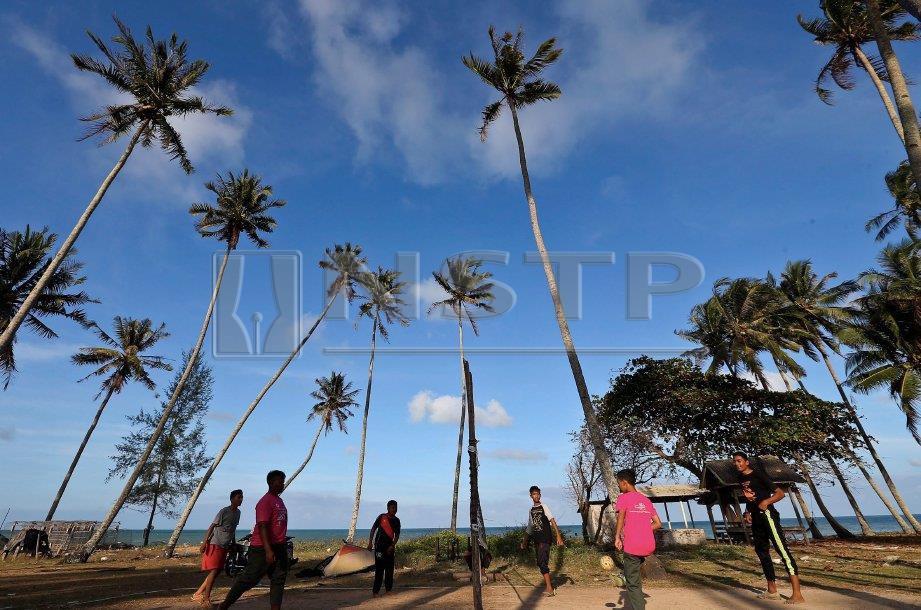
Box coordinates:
[164,243,366,557]
[866,0,921,189]
[775,260,920,532]
[798,0,916,141]
[82,171,285,559]
[1,226,95,389]
[0,17,231,358]
[46,317,170,521]
[346,268,409,542]
[463,27,619,501]
[429,256,495,534]
[285,372,358,490]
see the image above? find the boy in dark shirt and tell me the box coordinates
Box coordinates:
[733,452,805,604]
[368,500,401,596]
[519,485,564,597]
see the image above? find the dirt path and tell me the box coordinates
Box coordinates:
[40,580,920,609]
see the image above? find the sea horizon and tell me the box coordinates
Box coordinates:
[6,513,914,547]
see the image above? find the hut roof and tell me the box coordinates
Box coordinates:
[701,455,805,490]
[636,484,705,502]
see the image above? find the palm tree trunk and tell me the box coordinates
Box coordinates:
[464,360,484,610]
[868,0,921,187]
[791,486,824,540]
[816,342,921,532]
[83,245,233,560]
[284,424,324,490]
[162,290,338,558]
[46,386,117,521]
[143,470,164,547]
[450,313,466,534]
[795,455,856,539]
[826,456,875,535]
[508,103,619,503]
[0,121,149,355]
[347,317,378,542]
[846,448,912,533]
[853,45,905,142]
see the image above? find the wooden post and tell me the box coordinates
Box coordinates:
[464,360,484,610]
[663,502,672,529]
[678,501,689,529]
[732,490,751,543]
[687,501,696,528]
[706,504,717,542]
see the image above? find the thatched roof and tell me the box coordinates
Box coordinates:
[701,455,805,490]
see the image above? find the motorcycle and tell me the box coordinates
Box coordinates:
[225,533,297,577]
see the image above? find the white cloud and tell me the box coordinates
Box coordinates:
[208,410,237,423]
[408,391,512,427]
[297,0,467,185]
[9,20,251,200]
[909,458,921,468]
[263,433,283,445]
[14,341,79,362]
[487,448,547,462]
[283,0,699,184]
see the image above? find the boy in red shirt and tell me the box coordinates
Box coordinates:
[220,470,289,610]
[614,469,662,610]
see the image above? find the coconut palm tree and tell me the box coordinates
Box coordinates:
[346,268,409,542]
[797,0,916,141]
[82,171,285,559]
[773,260,919,532]
[0,17,231,358]
[428,256,495,533]
[462,26,620,501]
[868,161,921,241]
[898,0,921,20]
[285,372,358,490]
[1,226,95,389]
[163,243,367,557]
[847,240,921,446]
[46,317,171,521]
[866,0,921,188]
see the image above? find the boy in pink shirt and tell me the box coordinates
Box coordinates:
[614,469,661,610]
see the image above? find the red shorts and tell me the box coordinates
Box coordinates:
[201,544,227,572]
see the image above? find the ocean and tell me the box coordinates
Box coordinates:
[62,514,919,547]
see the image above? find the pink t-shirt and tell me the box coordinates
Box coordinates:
[615,491,658,557]
[251,492,287,547]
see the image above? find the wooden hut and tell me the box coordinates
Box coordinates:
[700,455,809,544]
[580,484,708,544]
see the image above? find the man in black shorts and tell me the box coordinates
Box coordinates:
[368,500,401,596]
[519,485,564,597]
[733,452,805,604]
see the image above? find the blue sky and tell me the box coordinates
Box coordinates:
[1,0,920,533]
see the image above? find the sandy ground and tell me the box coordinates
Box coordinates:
[23,580,921,609]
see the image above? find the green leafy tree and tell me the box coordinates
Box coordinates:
[47,317,171,521]
[429,256,495,533]
[165,243,367,557]
[284,372,358,490]
[0,17,231,358]
[1,226,94,389]
[347,268,409,542]
[462,26,620,503]
[85,170,285,559]
[107,351,212,546]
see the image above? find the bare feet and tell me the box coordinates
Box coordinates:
[785,596,806,605]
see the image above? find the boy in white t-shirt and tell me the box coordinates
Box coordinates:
[519,485,564,597]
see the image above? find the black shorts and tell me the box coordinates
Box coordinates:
[535,542,550,575]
